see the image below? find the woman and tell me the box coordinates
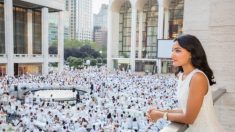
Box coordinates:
[147,34,224,131]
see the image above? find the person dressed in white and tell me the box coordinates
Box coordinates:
[147,34,224,132]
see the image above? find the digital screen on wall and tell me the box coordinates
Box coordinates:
[157,39,174,58]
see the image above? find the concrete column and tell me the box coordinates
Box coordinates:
[158,59,162,73]
[42,8,49,75]
[27,9,33,55]
[4,0,14,76]
[107,9,113,69]
[164,9,169,39]
[157,0,170,73]
[157,0,164,39]
[138,12,143,58]
[130,7,137,71]
[58,11,64,72]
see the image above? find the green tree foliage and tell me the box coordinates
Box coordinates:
[90,59,97,66]
[64,39,103,51]
[97,58,102,64]
[103,58,107,64]
[49,46,57,54]
[67,57,83,68]
[49,39,106,61]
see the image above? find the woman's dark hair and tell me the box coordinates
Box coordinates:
[174,34,216,85]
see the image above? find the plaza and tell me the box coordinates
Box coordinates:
[0,0,235,131]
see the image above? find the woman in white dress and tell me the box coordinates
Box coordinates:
[146,34,224,131]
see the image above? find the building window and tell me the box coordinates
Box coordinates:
[142,0,158,59]
[0,3,5,54]
[32,10,42,54]
[13,7,28,54]
[119,0,131,58]
[169,0,184,38]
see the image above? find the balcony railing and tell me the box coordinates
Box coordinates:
[160,88,226,132]
[49,54,59,58]
[14,54,43,58]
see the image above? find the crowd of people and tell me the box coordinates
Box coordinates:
[0,66,178,132]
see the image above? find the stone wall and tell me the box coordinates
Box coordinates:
[184,0,235,93]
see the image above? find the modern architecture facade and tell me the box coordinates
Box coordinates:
[93,26,107,46]
[49,12,69,45]
[65,0,93,40]
[108,0,235,131]
[0,0,65,76]
[65,0,77,39]
[77,0,92,40]
[108,0,183,73]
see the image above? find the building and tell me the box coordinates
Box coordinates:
[93,26,107,46]
[108,0,235,131]
[93,4,108,46]
[93,4,108,29]
[108,0,182,73]
[65,0,77,39]
[65,0,93,40]
[49,12,69,45]
[0,0,65,76]
[77,0,92,40]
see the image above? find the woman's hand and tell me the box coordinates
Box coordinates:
[146,107,162,122]
[146,106,157,115]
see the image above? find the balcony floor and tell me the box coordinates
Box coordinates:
[214,92,235,132]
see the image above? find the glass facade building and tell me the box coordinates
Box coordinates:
[108,0,184,73]
[0,0,64,76]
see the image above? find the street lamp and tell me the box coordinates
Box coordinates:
[99,50,103,57]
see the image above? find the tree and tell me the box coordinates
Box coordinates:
[49,46,57,54]
[97,58,103,67]
[57,39,104,60]
[67,57,83,68]
[103,58,107,64]
[90,59,97,66]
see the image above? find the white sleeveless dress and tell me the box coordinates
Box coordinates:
[176,69,224,132]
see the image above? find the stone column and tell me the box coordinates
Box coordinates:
[157,0,170,73]
[27,9,33,55]
[157,0,165,39]
[130,7,137,71]
[107,8,113,69]
[138,11,143,58]
[58,11,64,72]
[164,9,169,39]
[4,0,14,76]
[41,7,49,75]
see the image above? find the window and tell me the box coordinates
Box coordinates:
[13,7,28,54]
[169,0,184,38]
[119,1,132,58]
[32,10,42,54]
[141,0,158,59]
[0,4,4,54]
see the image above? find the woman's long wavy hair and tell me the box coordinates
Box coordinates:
[174,34,216,86]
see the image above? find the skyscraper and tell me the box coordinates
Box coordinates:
[93,4,108,29]
[93,4,108,46]
[65,0,93,40]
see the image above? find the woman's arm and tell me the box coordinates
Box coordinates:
[148,72,208,124]
[159,108,183,113]
[147,107,182,117]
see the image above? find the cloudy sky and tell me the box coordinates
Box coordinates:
[92,0,109,14]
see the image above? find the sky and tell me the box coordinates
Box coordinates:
[92,0,109,14]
